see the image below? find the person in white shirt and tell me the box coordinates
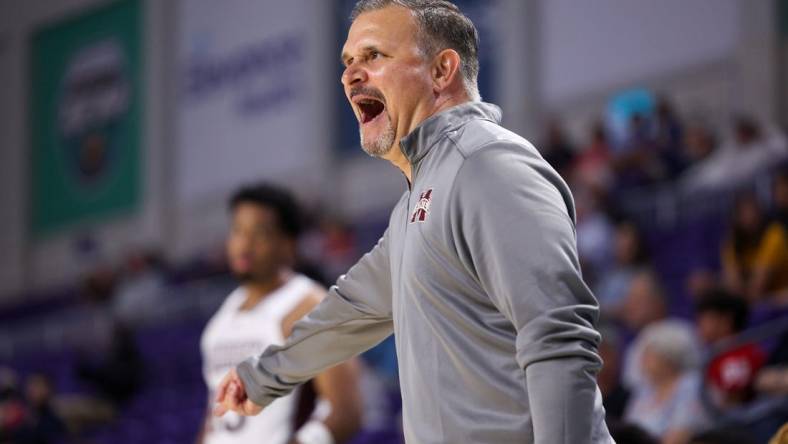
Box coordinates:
[198,183,362,444]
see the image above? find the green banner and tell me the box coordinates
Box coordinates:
[30,0,142,237]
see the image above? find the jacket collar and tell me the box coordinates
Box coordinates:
[399,101,503,164]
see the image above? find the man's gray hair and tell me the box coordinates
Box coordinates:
[350,0,480,101]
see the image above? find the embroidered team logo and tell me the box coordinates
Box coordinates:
[410,189,433,223]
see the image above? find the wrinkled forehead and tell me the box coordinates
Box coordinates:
[342,6,420,56]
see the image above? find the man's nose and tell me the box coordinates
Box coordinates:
[341,64,367,87]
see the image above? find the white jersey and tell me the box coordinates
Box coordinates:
[201,274,316,444]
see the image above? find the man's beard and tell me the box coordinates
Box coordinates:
[359,112,396,158]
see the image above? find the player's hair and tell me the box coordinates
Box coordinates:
[350,0,480,101]
[695,289,749,333]
[229,183,303,239]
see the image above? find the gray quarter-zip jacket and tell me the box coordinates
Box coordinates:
[237,102,614,444]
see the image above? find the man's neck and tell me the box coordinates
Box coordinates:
[385,94,472,184]
[240,272,288,310]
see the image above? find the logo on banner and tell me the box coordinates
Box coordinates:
[57,39,131,186]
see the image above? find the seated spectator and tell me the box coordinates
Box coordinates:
[771,168,788,229]
[690,427,757,444]
[695,290,765,407]
[685,268,718,302]
[755,327,788,397]
[754,364,788,395]
[619,270,667,333]
[721,193,788,302]
[573,121,614,191]
[15,373,66,444]
[574,187,615,286]
[746,222,788,302]
[76,323,143,406]
[599,325,631,421]
[112,249,168,324]
[0,367,26,441]
[608,420,660,444]
[625,320,707,444]
[620,271,671,390]
[540,118,576,178]
[680,117,788,194]
[652,97,685,180]
[299,217,359,283]
[595,221,651,316]
[681,123,717,169]
[612,114,650,188]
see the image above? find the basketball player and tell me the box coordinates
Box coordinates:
[198,184,362,444]
[215,1,614,442]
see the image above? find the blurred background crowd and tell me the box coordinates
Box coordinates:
[2,0,788,443]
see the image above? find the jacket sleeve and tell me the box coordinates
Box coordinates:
[450,144,604,444]
[236,230,394,407]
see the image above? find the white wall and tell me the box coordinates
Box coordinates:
[539,0,739,108]
[535,0,783,146]
[736,0,780,125]
[169,0,335,261]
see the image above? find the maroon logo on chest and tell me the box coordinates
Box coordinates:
[410,188,433,223]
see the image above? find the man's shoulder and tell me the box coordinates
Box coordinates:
[448,118,539,161]
[446,122,575,222]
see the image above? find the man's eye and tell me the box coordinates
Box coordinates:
[370,51,380,60]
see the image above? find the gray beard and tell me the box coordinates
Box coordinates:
[359,113,396,158]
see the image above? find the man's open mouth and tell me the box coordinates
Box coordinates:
[356,98,385,124]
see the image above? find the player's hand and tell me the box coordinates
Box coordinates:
[212,368,264,417]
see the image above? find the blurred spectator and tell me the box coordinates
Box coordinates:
[575,187,615,286]
[599,325,631,421]
[652,98,685,179]
[595,221,651,317]
[299,217,359,283]
[689,427,757,444]
[771,169,788,229]
[540,118,576,178]
[76,323,143,406]
[0,367,26,441]
[608,420,660,444]
[685,268,718,302]
[682,124,717,169]
[613,113,661,188]
[624,320,707,444]
[15,373,66,444]
[755,320,788,397]
[695,290,765,407]
[653,99,682,151]
[572,121,614,191]
[721,193,788,302]
[680,117,788,193]
[111,250,168,324]
[620,272,671,391]
[619,271,669,333]
[81,265,117,306]
[753,366,788,396]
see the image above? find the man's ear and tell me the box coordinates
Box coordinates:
[431,48,462,93]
